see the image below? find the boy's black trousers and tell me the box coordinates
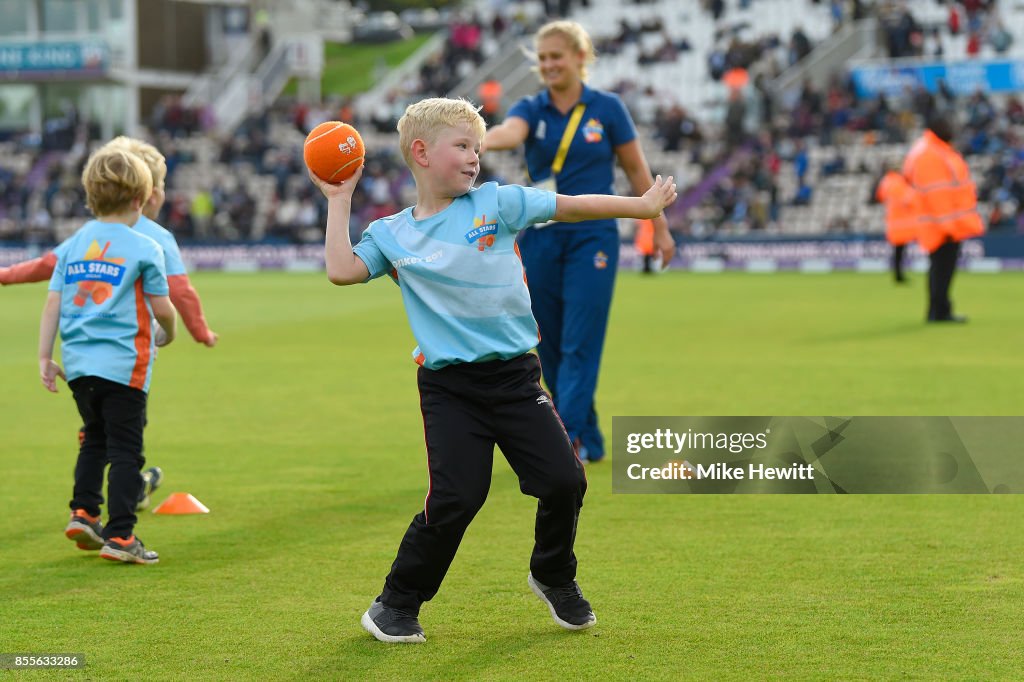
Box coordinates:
[69,376,147,540]
[379,353,587,614]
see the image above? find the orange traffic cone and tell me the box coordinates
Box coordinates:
[153,492,210,514]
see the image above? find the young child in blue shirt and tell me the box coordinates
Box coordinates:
[9,136,219,511]
[308,97,677,643]
[40,146,178,564]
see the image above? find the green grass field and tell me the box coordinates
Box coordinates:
[1,271,1022,680]
[283,35,435,98]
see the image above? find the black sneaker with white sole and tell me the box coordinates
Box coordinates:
[360,598,426,643]
[528,573,597,630]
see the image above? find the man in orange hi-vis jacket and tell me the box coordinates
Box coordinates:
[875,164,919,284]
[901,115,985,323]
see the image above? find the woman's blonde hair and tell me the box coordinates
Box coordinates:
[103,136,167,189]
[397,97,486,168]
[81,147,153,218]
[531,20,597,82]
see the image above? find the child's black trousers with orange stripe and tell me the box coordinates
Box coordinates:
[378,353,587,615]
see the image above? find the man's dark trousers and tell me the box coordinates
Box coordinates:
[927,239,961,320]
[892,243,907,282]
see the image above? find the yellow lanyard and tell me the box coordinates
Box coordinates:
[551,104,586,175]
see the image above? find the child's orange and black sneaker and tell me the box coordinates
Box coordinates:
[64,509,104,550]
[99,536,158,564]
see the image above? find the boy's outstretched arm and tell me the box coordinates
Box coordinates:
[309,167,370,286]
[1,252,57,285]
[39,291,65,393]
[553,175,678,224]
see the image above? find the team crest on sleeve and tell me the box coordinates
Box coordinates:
[583,118,604,143]
[66,240,126,306]
[465,214,498,252]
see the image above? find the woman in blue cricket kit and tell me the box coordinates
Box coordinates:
[484,20,675,462]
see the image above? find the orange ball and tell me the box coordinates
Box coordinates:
[303,121,365,183]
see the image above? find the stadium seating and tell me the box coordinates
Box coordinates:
[571,0,833,119]
[0,0,1018,248]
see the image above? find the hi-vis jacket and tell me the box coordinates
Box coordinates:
[876,171,919,247]
[634,218,655,256]
[901,130,985,253]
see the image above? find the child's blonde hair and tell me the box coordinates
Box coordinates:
[81,147,153,218]
[397,97,486,168]
[532,20,597,82]
[103,136,167,189]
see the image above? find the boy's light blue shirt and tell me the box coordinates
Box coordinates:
[353,182,556,369]
[134,214,188,276]
[48,220,169,392]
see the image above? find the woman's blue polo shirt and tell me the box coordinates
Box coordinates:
[507,84,637,231]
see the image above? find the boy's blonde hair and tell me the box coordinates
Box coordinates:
[103,136,167,189]
[81,147,153,218]
[532,20,597,82]
[397,97,486,168]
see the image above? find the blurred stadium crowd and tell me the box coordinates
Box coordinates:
[1,0,1021,247]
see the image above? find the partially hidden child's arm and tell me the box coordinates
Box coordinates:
[168,274,218,346]
[309,168,370,286]
[149,295,177,347]
[553,175,678,224]
[39,291,65,392]
[1,251,58,285]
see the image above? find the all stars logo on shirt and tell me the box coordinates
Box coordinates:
[65,240,126,306]
[465,214,499,252]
